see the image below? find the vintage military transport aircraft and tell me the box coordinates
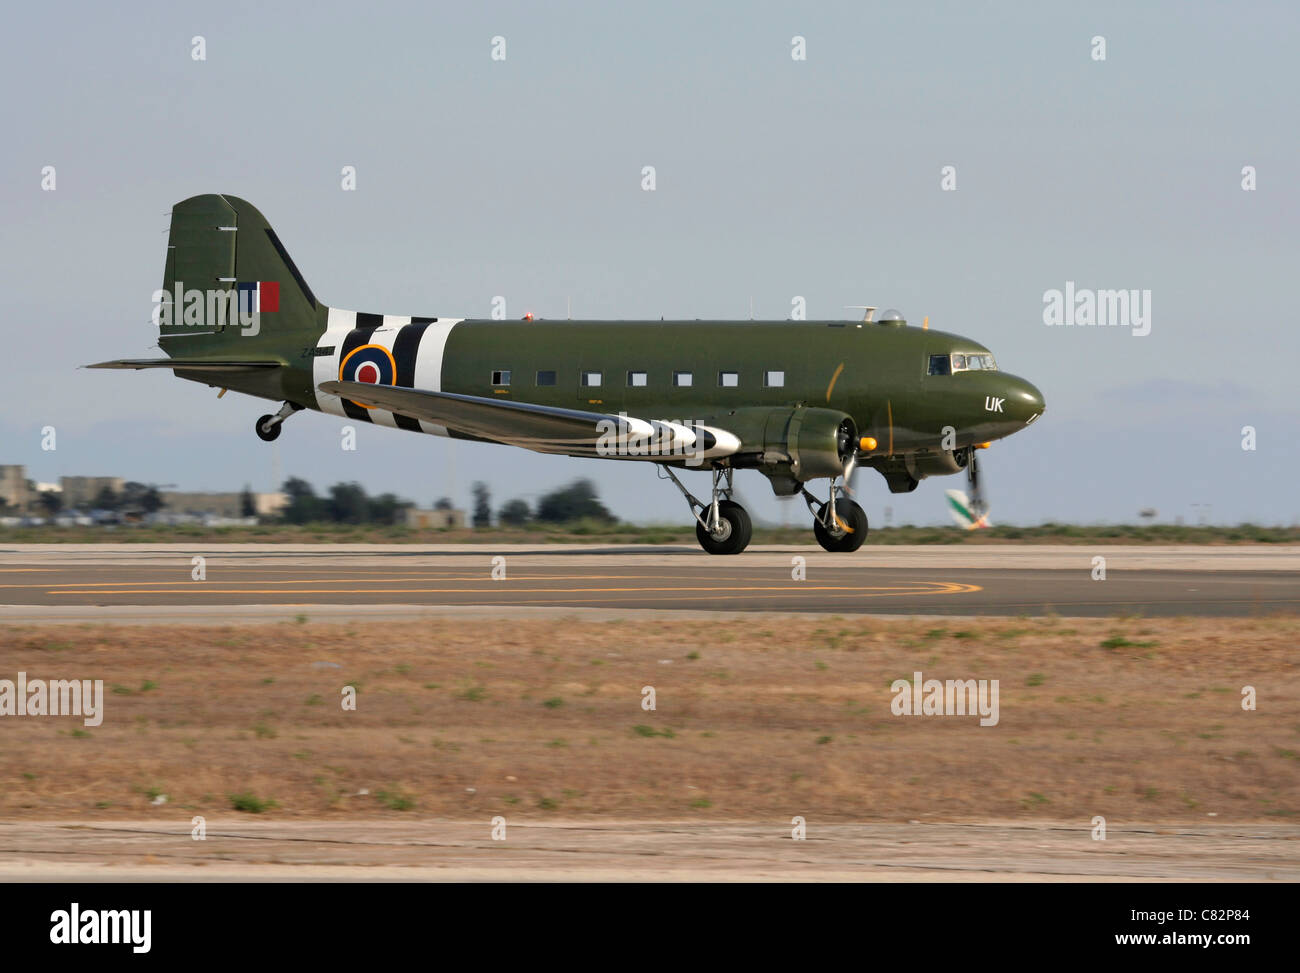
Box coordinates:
[90,195,1044,554]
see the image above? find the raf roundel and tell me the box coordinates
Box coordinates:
[339,344,397,408]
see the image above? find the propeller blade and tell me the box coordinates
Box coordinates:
[966,448,987,518]
[841,453,863,497]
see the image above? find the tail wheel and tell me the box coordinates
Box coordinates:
[813,498,868,552]
[255,415,281,442]
[695,499,752,555]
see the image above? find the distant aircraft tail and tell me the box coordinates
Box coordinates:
[945,489,991,530]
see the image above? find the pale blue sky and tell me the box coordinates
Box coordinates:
[1,1,1296,525]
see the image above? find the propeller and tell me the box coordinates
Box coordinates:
[837,419,859,494]
[966,446,987,518]
[945,447,992,530]
[844,461,861,498]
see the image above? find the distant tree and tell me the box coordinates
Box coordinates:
[327,482,370,524]
[38,491,63,515]
[281,477,324,523]
[471,482,492,528]
[141,486,164,514]
[241,486,257,518]
[534,479,616,524]
[498,498,531,526]
[120,482,164,514]
[93,486,119,511]
[368,492,411,525]
[433,496,454,511]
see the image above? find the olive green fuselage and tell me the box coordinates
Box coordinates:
[236,316,1039,453]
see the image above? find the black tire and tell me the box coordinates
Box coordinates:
[813,498,868,552]
[695,499,752,555]
[255,414,281,442]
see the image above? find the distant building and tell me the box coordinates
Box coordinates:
[0,466,28,511]
[253,492,288,517]
[61,476,125,508]
[161,491,288,518]
[405,507,466,529]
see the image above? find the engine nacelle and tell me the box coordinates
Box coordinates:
[905,448,969,479]
[759,407,857,483]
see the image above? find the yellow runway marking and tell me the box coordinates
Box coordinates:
[0,574,688,589]
[490,581,982,605]
[46,582,982,597]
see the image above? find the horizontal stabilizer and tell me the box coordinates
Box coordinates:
[86,358,284,370]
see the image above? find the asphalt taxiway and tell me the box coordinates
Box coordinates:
[0,544,1295,620]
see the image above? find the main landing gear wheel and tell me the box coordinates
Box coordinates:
[254,402,303,442]
[254,414,281,442]
[813,498,868,553]
[657,465,754,555]
[695,499,752,555]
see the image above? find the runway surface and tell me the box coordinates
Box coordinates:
[0,544,1296,618]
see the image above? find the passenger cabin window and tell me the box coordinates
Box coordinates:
[718,371,739,388]
[764,370,785,388]
[927,355,951,376]
[491,370,511,386]
[581,371,602,387]
[627,370,647,387]
[535,370,556,386]
[673,371,693,387]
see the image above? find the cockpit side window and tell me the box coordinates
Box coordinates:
[927,354,951,376]
[951,353,967,371]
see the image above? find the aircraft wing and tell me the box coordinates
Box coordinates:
[86,359,284,370]
[318,380,741,460]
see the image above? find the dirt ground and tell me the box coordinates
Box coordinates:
[2,819,1294,881]
[2,614,1297,825]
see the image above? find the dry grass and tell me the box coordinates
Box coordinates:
[1,614,1297,822]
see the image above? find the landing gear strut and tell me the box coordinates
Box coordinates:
[659,465,753,555]
[255,402,302,442]
[802,476,868,553]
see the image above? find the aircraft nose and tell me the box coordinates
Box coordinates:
[1007,376,1045,425]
